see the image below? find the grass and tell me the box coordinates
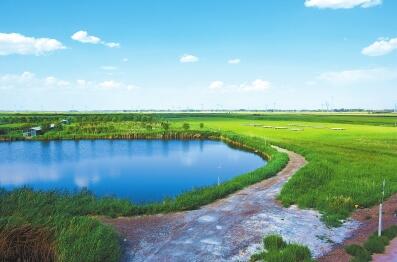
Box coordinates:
[345,225,397,261]
[250,234,314,262]
[0,112,396,259]
[0,128,287,261]
[168,113,397,226]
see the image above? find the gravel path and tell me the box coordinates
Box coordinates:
[103,146,359,262]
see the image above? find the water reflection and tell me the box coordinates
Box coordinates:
[0,140,265,203]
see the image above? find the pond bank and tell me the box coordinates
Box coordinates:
[102,147,359,261]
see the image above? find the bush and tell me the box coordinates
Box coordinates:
[283,244,312,261]
[251,235,313,262]
[345,244,371,262]
[263,234,286,251]
[249,251,266,261]
[382,225,397,240]
[363,236,386,254]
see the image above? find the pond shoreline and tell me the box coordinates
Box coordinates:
[103,146,359,261]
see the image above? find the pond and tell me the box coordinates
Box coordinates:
[0,140,266,203]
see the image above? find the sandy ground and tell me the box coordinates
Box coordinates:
[103,147,359,262]
[318,194,397,262]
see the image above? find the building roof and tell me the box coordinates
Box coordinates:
[30,126,42,131]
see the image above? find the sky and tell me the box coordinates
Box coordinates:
[0,0,396,111]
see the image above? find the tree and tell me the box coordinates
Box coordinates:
[199,123,204,129]
[182,123,190,130]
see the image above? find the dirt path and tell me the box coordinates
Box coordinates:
[103,147,359,262]
[318,194,397,262]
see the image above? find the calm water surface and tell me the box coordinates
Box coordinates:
[0,140,265,203]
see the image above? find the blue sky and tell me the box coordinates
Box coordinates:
[0,0,396,110]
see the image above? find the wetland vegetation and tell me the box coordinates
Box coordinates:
[0,112,396,261]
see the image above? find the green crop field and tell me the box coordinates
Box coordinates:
[0,112,396,260]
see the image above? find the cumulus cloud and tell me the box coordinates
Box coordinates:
[240,79,271,92]
[180,54,199,63]
[71,31,100,44]
[208,80,224,90]
[71,30,120,48]
[362,37,397,56]
[315,68,397,85]
[0,33,65,56]
[304,0,382,9]
[228,58,240,64]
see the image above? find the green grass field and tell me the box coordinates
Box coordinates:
[167,114,397,225]
[0,112,396,260]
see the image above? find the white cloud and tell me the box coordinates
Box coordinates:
[209,80,224,90]
[104,42,120,48]
[228,58,240,64]
[304,0,382,9]
[0,72,140,92]
[101,66,118,71]
[240,79,271,92]
[76,79,90,88]
[0,72,72,89]
[71,31,100,44]
[208,79,271,93]
[180,54,199,63]
[71,30,120,48]
[98,80,121,89]
[362,37,397,56]
[315,68,397,85]
[45,76,70,87]
[98,80,139,91]
[0,33,65,56]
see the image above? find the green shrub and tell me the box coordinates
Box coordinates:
[251,234,313,262]
[382,225,397,240]
[345,244,371,262]
[249,251,266,261]
[363,236,386,254]
[263,250,285,262]
[283,244,312,261]
[263,234,286,251]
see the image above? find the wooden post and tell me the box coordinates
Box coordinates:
[378,179,385,236]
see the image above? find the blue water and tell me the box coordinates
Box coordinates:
[0,140,265,203]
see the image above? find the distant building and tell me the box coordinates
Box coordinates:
[23,126,42,137]
[50,123,56,128]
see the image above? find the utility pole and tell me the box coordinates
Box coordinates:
[378,179,386,236]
